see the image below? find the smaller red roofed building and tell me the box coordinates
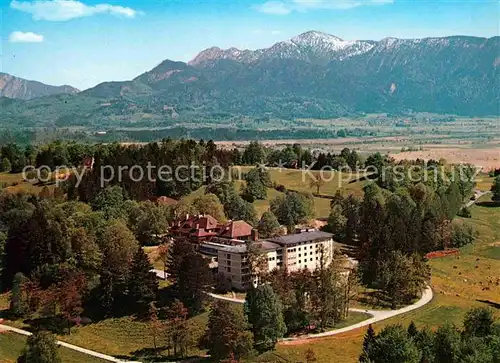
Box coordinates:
[218,220,255,240]
[171,215,255,242]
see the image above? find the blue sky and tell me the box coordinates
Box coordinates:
[2,0,499,90]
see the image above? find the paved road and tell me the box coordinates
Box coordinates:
[208,286,434,341]
[153,268,168,279]
[153,270,434,340]
[0,320,140,362]
[465,191,491,208]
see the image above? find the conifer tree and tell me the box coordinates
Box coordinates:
[10,272,28,316]
[359,324,376,362]
[128,247,158,315]
[23,331,62,363]
[407,321,419,338]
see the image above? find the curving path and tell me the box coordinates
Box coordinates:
[0,320,140,362]
[207,286,434,341]
[465,191,490,208]
[153,269,434,340]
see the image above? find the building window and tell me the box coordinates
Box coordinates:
[298,247,301,251]
[227,254,230,260]
[298,260,301,264]
[227,267,231,272]
[310,258,313,261]
[299,254,301,257]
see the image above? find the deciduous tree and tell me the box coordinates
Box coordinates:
[376,251,430,309]
[463,307,495,338]
[148,302,164,352]
[204,300,253,361]
[270,192,315,230]
[244,167,269,200]
[192,193,226,222]
[257,211,282,238]
[309,175,325,194]
[166,299,190,358]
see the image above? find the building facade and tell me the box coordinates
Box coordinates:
[215,230,337,290]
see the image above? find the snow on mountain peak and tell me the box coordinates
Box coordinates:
[292,31,344,43]
[190,30,375,66]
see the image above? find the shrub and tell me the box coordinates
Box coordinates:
[275,184,287,193]
[457,207,472,218]
[451,222,476,248]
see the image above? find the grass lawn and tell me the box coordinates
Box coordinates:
[329,311,372,330]
[234,166,366,219]
[475,174,495,191]
[234,166,367,198]
[233,180,333,219]
[55,303,243,361]
[0,172,59,196]
[267,193,500,363]
[0,332,109,363]
[143,246,165,271]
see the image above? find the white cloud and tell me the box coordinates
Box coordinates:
[10,0,141,21]
[8,31,44,43]
[256,0,393,14]
[256,1,292,15]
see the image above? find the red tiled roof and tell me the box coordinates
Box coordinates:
[191,229,217,237]
[219,220,253,239]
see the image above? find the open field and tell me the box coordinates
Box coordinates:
[0,172,57,195]
[0,302,211,362]
[233,166,367,219]
[0,332,109,363]
[0,297,370,362]
[236,167,367,198]
[392,147,500,171]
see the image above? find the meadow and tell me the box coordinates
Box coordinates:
[231,166,367,220]
[0,333,109,363]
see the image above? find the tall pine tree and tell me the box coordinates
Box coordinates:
[128,247,158,316]
[359,324,376,362]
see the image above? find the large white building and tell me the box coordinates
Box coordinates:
[213,230,337,290]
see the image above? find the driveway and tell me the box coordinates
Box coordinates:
[208,286,434,341]
[465,191,491,208]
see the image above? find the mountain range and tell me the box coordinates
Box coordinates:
[0,73,79,100]
[1,31,499,128]
[189,31,377,66]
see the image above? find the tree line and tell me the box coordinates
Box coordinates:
[360,307,500,363]
[326,162,477,308]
